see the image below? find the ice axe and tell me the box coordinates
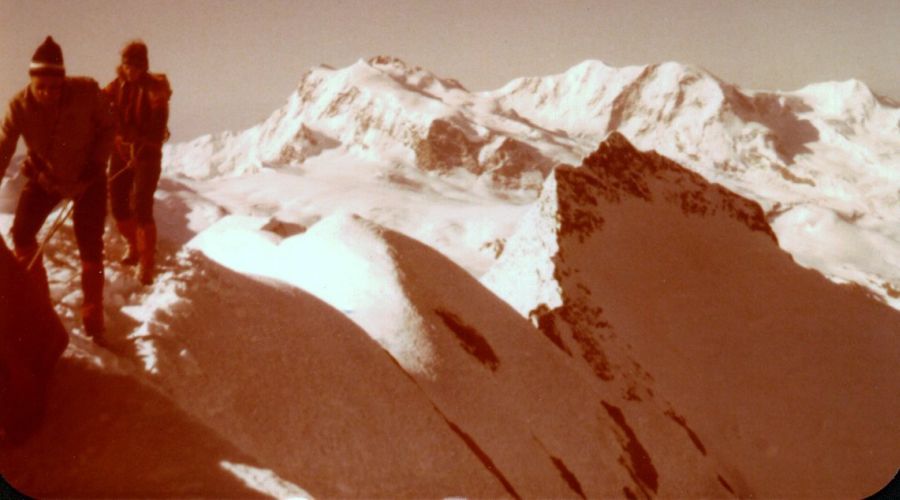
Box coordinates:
[25,198,74,271]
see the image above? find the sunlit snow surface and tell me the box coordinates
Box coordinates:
[188,212,439,375]
[219,461,312,499]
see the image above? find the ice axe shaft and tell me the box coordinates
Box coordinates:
[26,199,74,272]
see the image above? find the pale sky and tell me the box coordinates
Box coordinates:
[2,0,898,145]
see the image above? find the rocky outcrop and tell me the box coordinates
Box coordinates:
[482,138,554,191]
[485,132,900,497]
[560,131,775,240]
[414,119,483,174]
[415,119,554,192]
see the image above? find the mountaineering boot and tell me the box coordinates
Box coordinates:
[116,218,139,265]
[136,222,157,285]
[81,260,108,346]
[14,244,50,297]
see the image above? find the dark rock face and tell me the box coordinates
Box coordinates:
[482,138,553,190]
[520,132,900,497]
[567,132,775,241]
[414,119,483,174]
[275,125,340,165]
[415,119,553,192]
[261,218,307,238]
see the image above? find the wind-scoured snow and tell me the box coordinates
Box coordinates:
[185,205,740,498]
[189,212,438,375]
[1,220,511,497]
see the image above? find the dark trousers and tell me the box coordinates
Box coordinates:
[109,145,162,224]
[11,178,107,264]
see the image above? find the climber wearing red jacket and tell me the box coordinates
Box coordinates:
[103,40,171,285]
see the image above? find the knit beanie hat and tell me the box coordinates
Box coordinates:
[29,36,65,77]
[121,41,149,70]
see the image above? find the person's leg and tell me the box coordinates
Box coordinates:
[72,179,107,339]
[134,148,162,285]
[11,181,61,295]
[109,145,138,264]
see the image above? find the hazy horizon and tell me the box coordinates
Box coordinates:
[2,0,898,146]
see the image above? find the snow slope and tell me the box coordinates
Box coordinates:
[172,150,527,277]
[484,132,900,497]
[189,212,746,497]
[0,217,507,497]
[0,356,271,498]
[4,172,743,498]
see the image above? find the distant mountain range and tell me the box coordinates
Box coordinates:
[165,55,900,309]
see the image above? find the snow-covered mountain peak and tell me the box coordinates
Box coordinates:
[633,60,723,88]
[607,62,730,131]
[584,132,777,236]
[367,55,468,93]
[493,58,629,95]
[484,132,777,319]
[792,78,885,120]
[167,57,564,194]
[576,132,775,239]
[567,58,616,74]
[530,59,624,90]
[486,61,643,145]
[801,77,873,100]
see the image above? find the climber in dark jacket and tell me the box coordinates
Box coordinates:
[0,36,114,341]
[103,40,172,285]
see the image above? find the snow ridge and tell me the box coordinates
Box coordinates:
[484,132,900,497]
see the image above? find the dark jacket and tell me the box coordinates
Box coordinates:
[0,77,115,195]
[103,70,171,147]
[0,236,68,444]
